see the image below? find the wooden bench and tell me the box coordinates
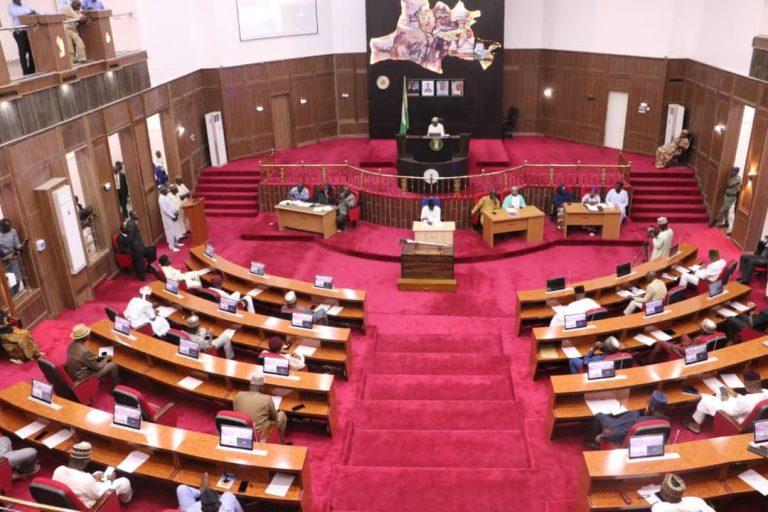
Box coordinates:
[187,245,367,331]
[548,335,768,439]
[87,319,337,435]
[0,382,311,510]
[530,281,754,377]
[147,281,352,378]
[516,243,699,334]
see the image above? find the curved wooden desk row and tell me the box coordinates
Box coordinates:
[516,244,698,334]
[529,282,753,377]
[188,246,367,331]
[0,382,310,510]
[87,320,337,435]
[148,281,352,378]
[548,335,768,439]
[580,431,768,511]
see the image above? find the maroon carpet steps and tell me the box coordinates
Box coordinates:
[194,167,261,218]
[630,165,709,223]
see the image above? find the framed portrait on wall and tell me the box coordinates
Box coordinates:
[407,79,421,96]
[421,80,435,96]
[451,80,465,97]
[435,80,450,96]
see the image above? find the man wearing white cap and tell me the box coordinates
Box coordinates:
[650,217,674,260]
[53,441,133,507]
[233,371,289,444]
[644,319,724,365]
[678,249,726,289]
[281,291,310,315]
[426,117,445,137]
[568,336,621,374]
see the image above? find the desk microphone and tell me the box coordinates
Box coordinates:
[672,428,680,445]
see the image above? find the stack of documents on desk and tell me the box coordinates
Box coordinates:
[649,330,672,341]
[505,208,518,215]
[671,265,689,274]
[637,484,662,505]
[584,391,627,415]
[728,301,750,312]
[585,205,599,212]
[633,333,657,346]
[715,307,738,318]
[739,469,768,495]
[312,206,333,212]
[156,306,177,318]
[661,272,677,280]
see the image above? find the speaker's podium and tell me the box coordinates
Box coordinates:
[182,198,208,246]
[397,225,456,292]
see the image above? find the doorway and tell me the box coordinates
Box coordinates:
[729,105,755,228]
[107,132,131,220]
[604,92,629,150]
[271,95,294,150]
[146,113,169,187]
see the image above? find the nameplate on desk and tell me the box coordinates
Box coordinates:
[112,330,137,341]
[215,445,268,456]
[27,396,62,410]
[625,452,681,464]
[583,374,628,384]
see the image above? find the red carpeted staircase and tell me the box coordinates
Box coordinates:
[629,165,709,224]
[194,167,261,218]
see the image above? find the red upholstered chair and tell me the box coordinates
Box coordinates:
[30,477,121,511]
[704,334,730,352]
[105,307,120,322]
[665,285,687,305]
[113,385,177,427]
[742,326,767,342]
[164,328,190,345]
[215,410,275,443]
[605,352,634,370]
[722,260,738,284]
[0,457,11,497]
[586,307,609,321]
[600,418,671,450]
[695,263,730,294]
[37,358,98,405]
[112,233,132,273]
[713,398,768,437]
[348,190,361,227]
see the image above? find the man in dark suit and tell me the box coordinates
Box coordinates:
[125,211,156,281]
[584,391,668,450]
[114,161,129,219]
[738,235,768,284]
[725,308,768,341]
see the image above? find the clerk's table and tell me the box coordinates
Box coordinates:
[275,201,337,239]
[482,206,545,247]
[413,221,455,246]
[562,203,621,239]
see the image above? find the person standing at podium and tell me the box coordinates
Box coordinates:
[502,186,526,209]
[420,199,441,225]
[427,117,445,137]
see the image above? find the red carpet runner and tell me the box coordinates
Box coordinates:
[195,167,261,217]
[630,165,709,224]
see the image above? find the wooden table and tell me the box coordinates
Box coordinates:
[187,246,367,331]
[147,281,352,378]
[413,221,456,246]
[398,243,456,292]
[515,244,699,334]
[481,206,545,247]
[0,382,311,510]
[548,335,768,439]
[563,203,622,239]
[275,202,336,239]
[87,320,337,435]
[529,281,753,377]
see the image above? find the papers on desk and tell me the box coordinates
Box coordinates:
[633,334,657,346]
[739,469,768,496]
[327,305,344,316]
[672,265,689,274]
[721,373,745,389]
[701,376,725,394]
[585,398,627,415]
[178,376,203,390]
[637,484,662,506]
[86,409,111,422]
[271,396,282,409]
[98,346,114,358]
[649,330,672,342]
[156,306,178,318]
[117,450,150,473]
[585,204,599,212]
[661,272,677,281]
[43,428,74,448]
[198,268,212,276]
[505,208,518,215]
[312,206,333,212]
[265,473,295,497]
[729,301,750,313]
[616,290,634,299]
[689,264,701,272]
[629,286,645,295]
[294,345,317,357]
[247,287,265,297]
[715,307,738,318]
[15,420,49,439]
[560,340,582,358]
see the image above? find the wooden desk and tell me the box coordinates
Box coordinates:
[187,246,367,331]
[0,382,310,510]
[87,320,337,435]
[275,203,336,239]
[515,244,699,334]
[147,281,352,378]
[529,282,753,377]
[579,432,768,511]
[413,221,456,246]
[481,206,545,247]
[563,203,622,240]
[398,243,456,292]
[548,335,768,439]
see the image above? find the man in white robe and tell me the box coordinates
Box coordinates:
[158,186,182,252]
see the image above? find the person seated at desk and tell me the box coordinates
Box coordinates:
[568,336,621,374]
[683,370,768,434]
[426,117,445,137]
[550,285,599,327]
[678,249,726,289]
[313,183,336,205]
[65,324,121,386]
[287,183,309,201]
[551,184,575,229]
[737,234,768,284]
[623,271,667,315]
[62,1,87,64]
[183,315,236,360]
[233,371,289,444]
[650,217,674,260]
[470,189,501,230]
[337,186,356,230]
[259,336,305,371]
[177,472,244,512]
[651,473,715,512]
[584,391,668,450]
[644,319,724,365]
[420,198,441,225]
[0,435,39,480]
[724,307,768,340]
[502,186,526,209]
[605,182,629,221]
[581,187,601,235]
[281,291,309,314]
[53,441,133,508]
[159,255,207,290]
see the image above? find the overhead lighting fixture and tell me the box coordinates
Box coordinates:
[543,88,553,98]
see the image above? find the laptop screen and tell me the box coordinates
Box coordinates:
[178,338,200,359]
[220,424,253,451]
[709,280,724,298]
[644,299,664,317]
[563,313,587,330]
[219,297,237,314]
[587,360,616,380]
[31,378,53,404]
[263,355,290,376]
[616,263,631,278]
[113,404,142,430]
[204,244,215,259]
[684,344,708,365]
[249,261,265,276]
[114,316,131,336]
[755,419,768,444]
[291,312,313,329]
[547,277,566,292]
[165,278,180,295]
[668,243,680,258]
[314,275,333,289]
[628,433,665,459]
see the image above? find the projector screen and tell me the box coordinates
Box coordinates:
[236,0,319,41]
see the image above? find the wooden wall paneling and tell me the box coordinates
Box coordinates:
[0,100,24,144]
[731,109,768,248]
[82,73,120,112]
[16,88,63,135]
[504,50,540,134]
[141,85,171,117]
[90,139,123,248]
[60,118,88,153]
[158,108,183,184]
[292,74,317,145]
[102,101,132,134]
[74,147,112,278]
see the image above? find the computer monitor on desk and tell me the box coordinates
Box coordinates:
[219,424,253,451]
[709,280,724,298]
[587,360,616,380]
[755,419,768,444]
[113,404,142,430]
[564,313,587,330]
[684,344,708,365]
[31,378,53,404]
[644,299,664,317]
[546,277,566,293]
[616,263,631,278]
[628,433,665,459]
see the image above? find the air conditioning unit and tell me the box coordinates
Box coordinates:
[205,111,228,167]
[665,104,685,144]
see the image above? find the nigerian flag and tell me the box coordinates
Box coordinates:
[399,78,409,135]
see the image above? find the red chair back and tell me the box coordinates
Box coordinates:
[621,419,671,447]
[666,285,686,305]
[739,398,768,432]
[30,477,90,511]
[112,233,132,271]
[37,358,79,403]
[696,262,728,294]
[113,385,158,421]
[348,190,361,225]
[215,410,254,433]
[586,307,608,321]
[704,333,729,352]
[605,352,634,370]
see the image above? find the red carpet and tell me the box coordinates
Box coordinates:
[630,165,709,223]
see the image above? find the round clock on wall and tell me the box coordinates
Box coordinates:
[423,168,439,184]
[376,75,390,90]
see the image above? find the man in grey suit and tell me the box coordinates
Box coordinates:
[336,186,356,231]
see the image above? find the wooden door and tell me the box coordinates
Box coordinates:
[271,95,294,150]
